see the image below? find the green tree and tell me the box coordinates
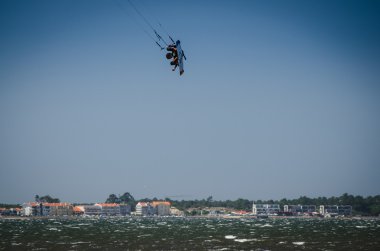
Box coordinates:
[39,195,60,203]
[164,197,172,202]
[369,205,380,216]
[119,192,135,204]
[105,194,119,203]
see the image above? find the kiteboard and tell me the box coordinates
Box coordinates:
[176,40,185,75]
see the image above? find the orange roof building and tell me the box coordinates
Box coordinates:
[95,203,119,207]
[152,201,171,207]
[73,206,84,215]
[94,203,131,216]
[152,201,171,216]
[22,202,73,216]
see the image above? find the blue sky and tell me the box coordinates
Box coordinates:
[1,0,380,203]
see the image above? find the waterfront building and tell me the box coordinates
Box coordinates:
[43,203,73,216]
[252,203,280,215]
[77,204,130,216]
[42,204,51,216]
[77,205,101,216]
[22,202,73,216]
[135,202,155,216]
[319,205,352,216]
[73,206,84,215]
[284,205,317,214]
[119,204,132,215]
[152,201,171,216]
[95,203,122,216]
[22,202,41,216]
[0,207,21,216]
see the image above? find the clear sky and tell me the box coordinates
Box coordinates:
[1,0,379,204]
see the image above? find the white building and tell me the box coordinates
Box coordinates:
[136,202,155,216]
[22,202,40,216]
[252,203,280,215]
[284,205,317,214]
[319,205,352,216]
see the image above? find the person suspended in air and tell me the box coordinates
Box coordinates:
[123,0,186,75]
[166,43,179,71]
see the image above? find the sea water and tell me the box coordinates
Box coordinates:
[1,217,379,250]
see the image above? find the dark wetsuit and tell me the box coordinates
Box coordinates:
[167,44,179,69]
[170,57,178,66]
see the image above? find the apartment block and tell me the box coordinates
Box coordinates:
[319,205,352,216]
[152,201,171,216]
[252,203,280,215]
[135,202,155,216]
[77,205,102,216]
[284,205,317,214]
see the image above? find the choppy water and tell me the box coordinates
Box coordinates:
[0,217,379,250]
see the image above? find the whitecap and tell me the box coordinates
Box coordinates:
[356,226,367,229]
[293,242,305,245]
[138,234,152,237]
[234,239,253,243]
[71,241,91,244]
[225,235,236,239]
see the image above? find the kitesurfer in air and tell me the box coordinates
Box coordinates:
[166,44,179,71]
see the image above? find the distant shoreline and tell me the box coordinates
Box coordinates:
[1,215,379,220]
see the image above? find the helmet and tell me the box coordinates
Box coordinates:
[166,53,173,59]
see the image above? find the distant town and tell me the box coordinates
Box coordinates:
[1,193,379,218]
